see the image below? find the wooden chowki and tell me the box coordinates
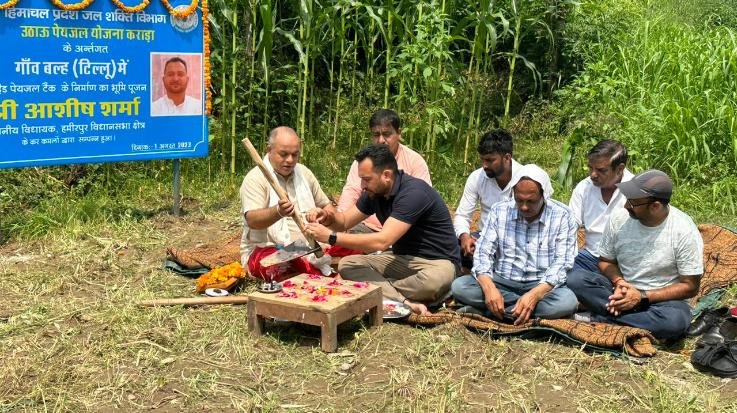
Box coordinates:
[247,274,382,352]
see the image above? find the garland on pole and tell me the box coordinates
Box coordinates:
[202,0,210,115]
[0,0,21,10]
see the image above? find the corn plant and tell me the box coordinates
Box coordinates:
[257,0,274,148]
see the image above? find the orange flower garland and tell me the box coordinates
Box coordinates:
[0,0,21,10]
[202,0,211,115]
[111,0,150,13]
[160,0,198,19]
[196,261,246,292]
[50,0,94,11]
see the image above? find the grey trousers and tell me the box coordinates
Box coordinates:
[338,253,458,304]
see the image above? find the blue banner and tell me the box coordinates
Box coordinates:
[0,0,208,168]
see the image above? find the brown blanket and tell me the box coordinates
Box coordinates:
[165,224,737,356]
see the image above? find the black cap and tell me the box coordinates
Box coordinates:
[616,169,673,200]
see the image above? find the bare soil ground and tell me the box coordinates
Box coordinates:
[2,203,737,412]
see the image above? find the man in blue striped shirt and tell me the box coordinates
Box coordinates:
[451,164,579,325]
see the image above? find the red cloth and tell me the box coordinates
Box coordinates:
[247,246,323,282]
[324,245,363,258]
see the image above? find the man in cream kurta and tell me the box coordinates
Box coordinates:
[239,126,334,264]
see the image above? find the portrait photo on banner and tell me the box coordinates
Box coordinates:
[150,53,203,117]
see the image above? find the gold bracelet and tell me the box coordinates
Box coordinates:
[276,206,285,218]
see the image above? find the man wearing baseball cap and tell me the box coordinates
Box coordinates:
[567,169,703,339]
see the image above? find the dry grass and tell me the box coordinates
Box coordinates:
[2,204,737,412]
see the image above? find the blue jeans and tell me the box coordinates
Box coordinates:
[567,268,692,339]
[451,274,578,320]
[573,249,600,273]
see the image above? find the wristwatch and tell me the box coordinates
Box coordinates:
[638,289,650,309]
[328,232,337,246]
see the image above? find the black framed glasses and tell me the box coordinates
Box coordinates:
[625,199,654,208]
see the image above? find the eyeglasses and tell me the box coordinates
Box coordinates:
[625,199,654,208]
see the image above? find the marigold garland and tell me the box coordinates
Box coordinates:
[0,0,21,10]
[160,0,198,19]
[202,0,211,115]
[111,0,150,13]
[50,0,94,11]
[196,261,245,292]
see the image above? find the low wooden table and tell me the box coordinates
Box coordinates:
[247,274,382,352]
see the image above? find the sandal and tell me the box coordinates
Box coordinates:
[691,341,737,378]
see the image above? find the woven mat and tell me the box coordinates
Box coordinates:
[407,311,657,357]
[693,224,737,304]
[166,231,242,269]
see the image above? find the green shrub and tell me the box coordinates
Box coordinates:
[553,2,737,190]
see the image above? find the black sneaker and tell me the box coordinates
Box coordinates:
[697,324,725,346]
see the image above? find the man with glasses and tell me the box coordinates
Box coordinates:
[450,164,579,325]
[567,169,703,339]
[337,109,431,232]
[569,140,633,273]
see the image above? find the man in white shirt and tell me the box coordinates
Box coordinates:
[453,129,520,270]
[567,170,703,339]
[151,57,203,116]
[569,140,632,273]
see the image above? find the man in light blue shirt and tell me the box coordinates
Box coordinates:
[451,164,579,325]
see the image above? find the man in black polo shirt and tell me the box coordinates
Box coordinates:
[305,144,460,314]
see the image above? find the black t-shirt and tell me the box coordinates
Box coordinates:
[356,171,460,267]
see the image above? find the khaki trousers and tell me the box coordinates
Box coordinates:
[338,253,457,303]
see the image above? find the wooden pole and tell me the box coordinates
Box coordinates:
[138,296,250,307]
[241,137,323,257]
